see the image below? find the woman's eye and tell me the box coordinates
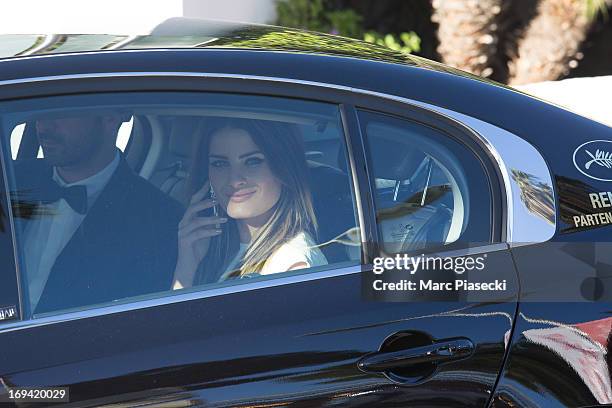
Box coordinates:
[210,160,229,168]
[245,157,264,166]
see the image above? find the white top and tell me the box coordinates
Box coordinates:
[23,152,121,312]
[219,231,328,281]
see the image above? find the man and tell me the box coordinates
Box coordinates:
[12,110,182,316]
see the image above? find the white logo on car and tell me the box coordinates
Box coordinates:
[585,149,612,169]
[573,140,612,182]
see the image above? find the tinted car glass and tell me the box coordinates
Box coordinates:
[0,92,360,319]
[9,117,133,160]
[358,110,492,254]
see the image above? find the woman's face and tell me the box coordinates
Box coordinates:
[208,127,282,222]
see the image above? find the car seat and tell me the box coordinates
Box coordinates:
[361,137,454,254]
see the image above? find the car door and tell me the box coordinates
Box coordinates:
[0,74,524,407]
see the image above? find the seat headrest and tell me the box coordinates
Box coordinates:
[169,117,201,158]
[307,160,347,192]
[307,160,353,210]
[374,139,425,180]
[337,138,425,181]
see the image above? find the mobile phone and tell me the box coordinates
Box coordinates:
[210,185,219,217]
[197,184,220,224]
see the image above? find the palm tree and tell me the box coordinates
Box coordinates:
[433,0,609,85]
[508,0,594,85]
[431,0,506,79]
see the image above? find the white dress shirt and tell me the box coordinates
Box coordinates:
[23,152,120,312]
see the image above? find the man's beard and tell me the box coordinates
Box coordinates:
[38,131,74,166]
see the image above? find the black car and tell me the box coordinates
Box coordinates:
[0,19,610,408]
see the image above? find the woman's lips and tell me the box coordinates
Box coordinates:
[229,189,256,202]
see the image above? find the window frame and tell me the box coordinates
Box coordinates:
[0,120,22,323]
[354,106,503,254]
[350,98,505,245]
[0,73,505,330]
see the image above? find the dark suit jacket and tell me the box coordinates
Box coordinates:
[12,156,183,315]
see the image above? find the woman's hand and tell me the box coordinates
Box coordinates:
[173,181,227,289]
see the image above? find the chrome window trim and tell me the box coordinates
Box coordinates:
[0,243,507,333]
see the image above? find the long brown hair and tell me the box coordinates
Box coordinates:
[188,117,318,281]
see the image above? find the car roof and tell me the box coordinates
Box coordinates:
[0,18,408,61]
[0,17,494,84]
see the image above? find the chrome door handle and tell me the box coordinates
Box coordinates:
[358,338,474,373]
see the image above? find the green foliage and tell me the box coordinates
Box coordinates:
[275,0,328,32]
[275,0,420,54]
[326,9,363,38]
[585,0,609,20]
[363,31,421,54]
[275,0,362,37]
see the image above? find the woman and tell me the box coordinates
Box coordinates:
[172,117,327,289]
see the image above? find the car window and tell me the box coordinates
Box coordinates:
[0,92,360,319]
[358,110,492,254]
